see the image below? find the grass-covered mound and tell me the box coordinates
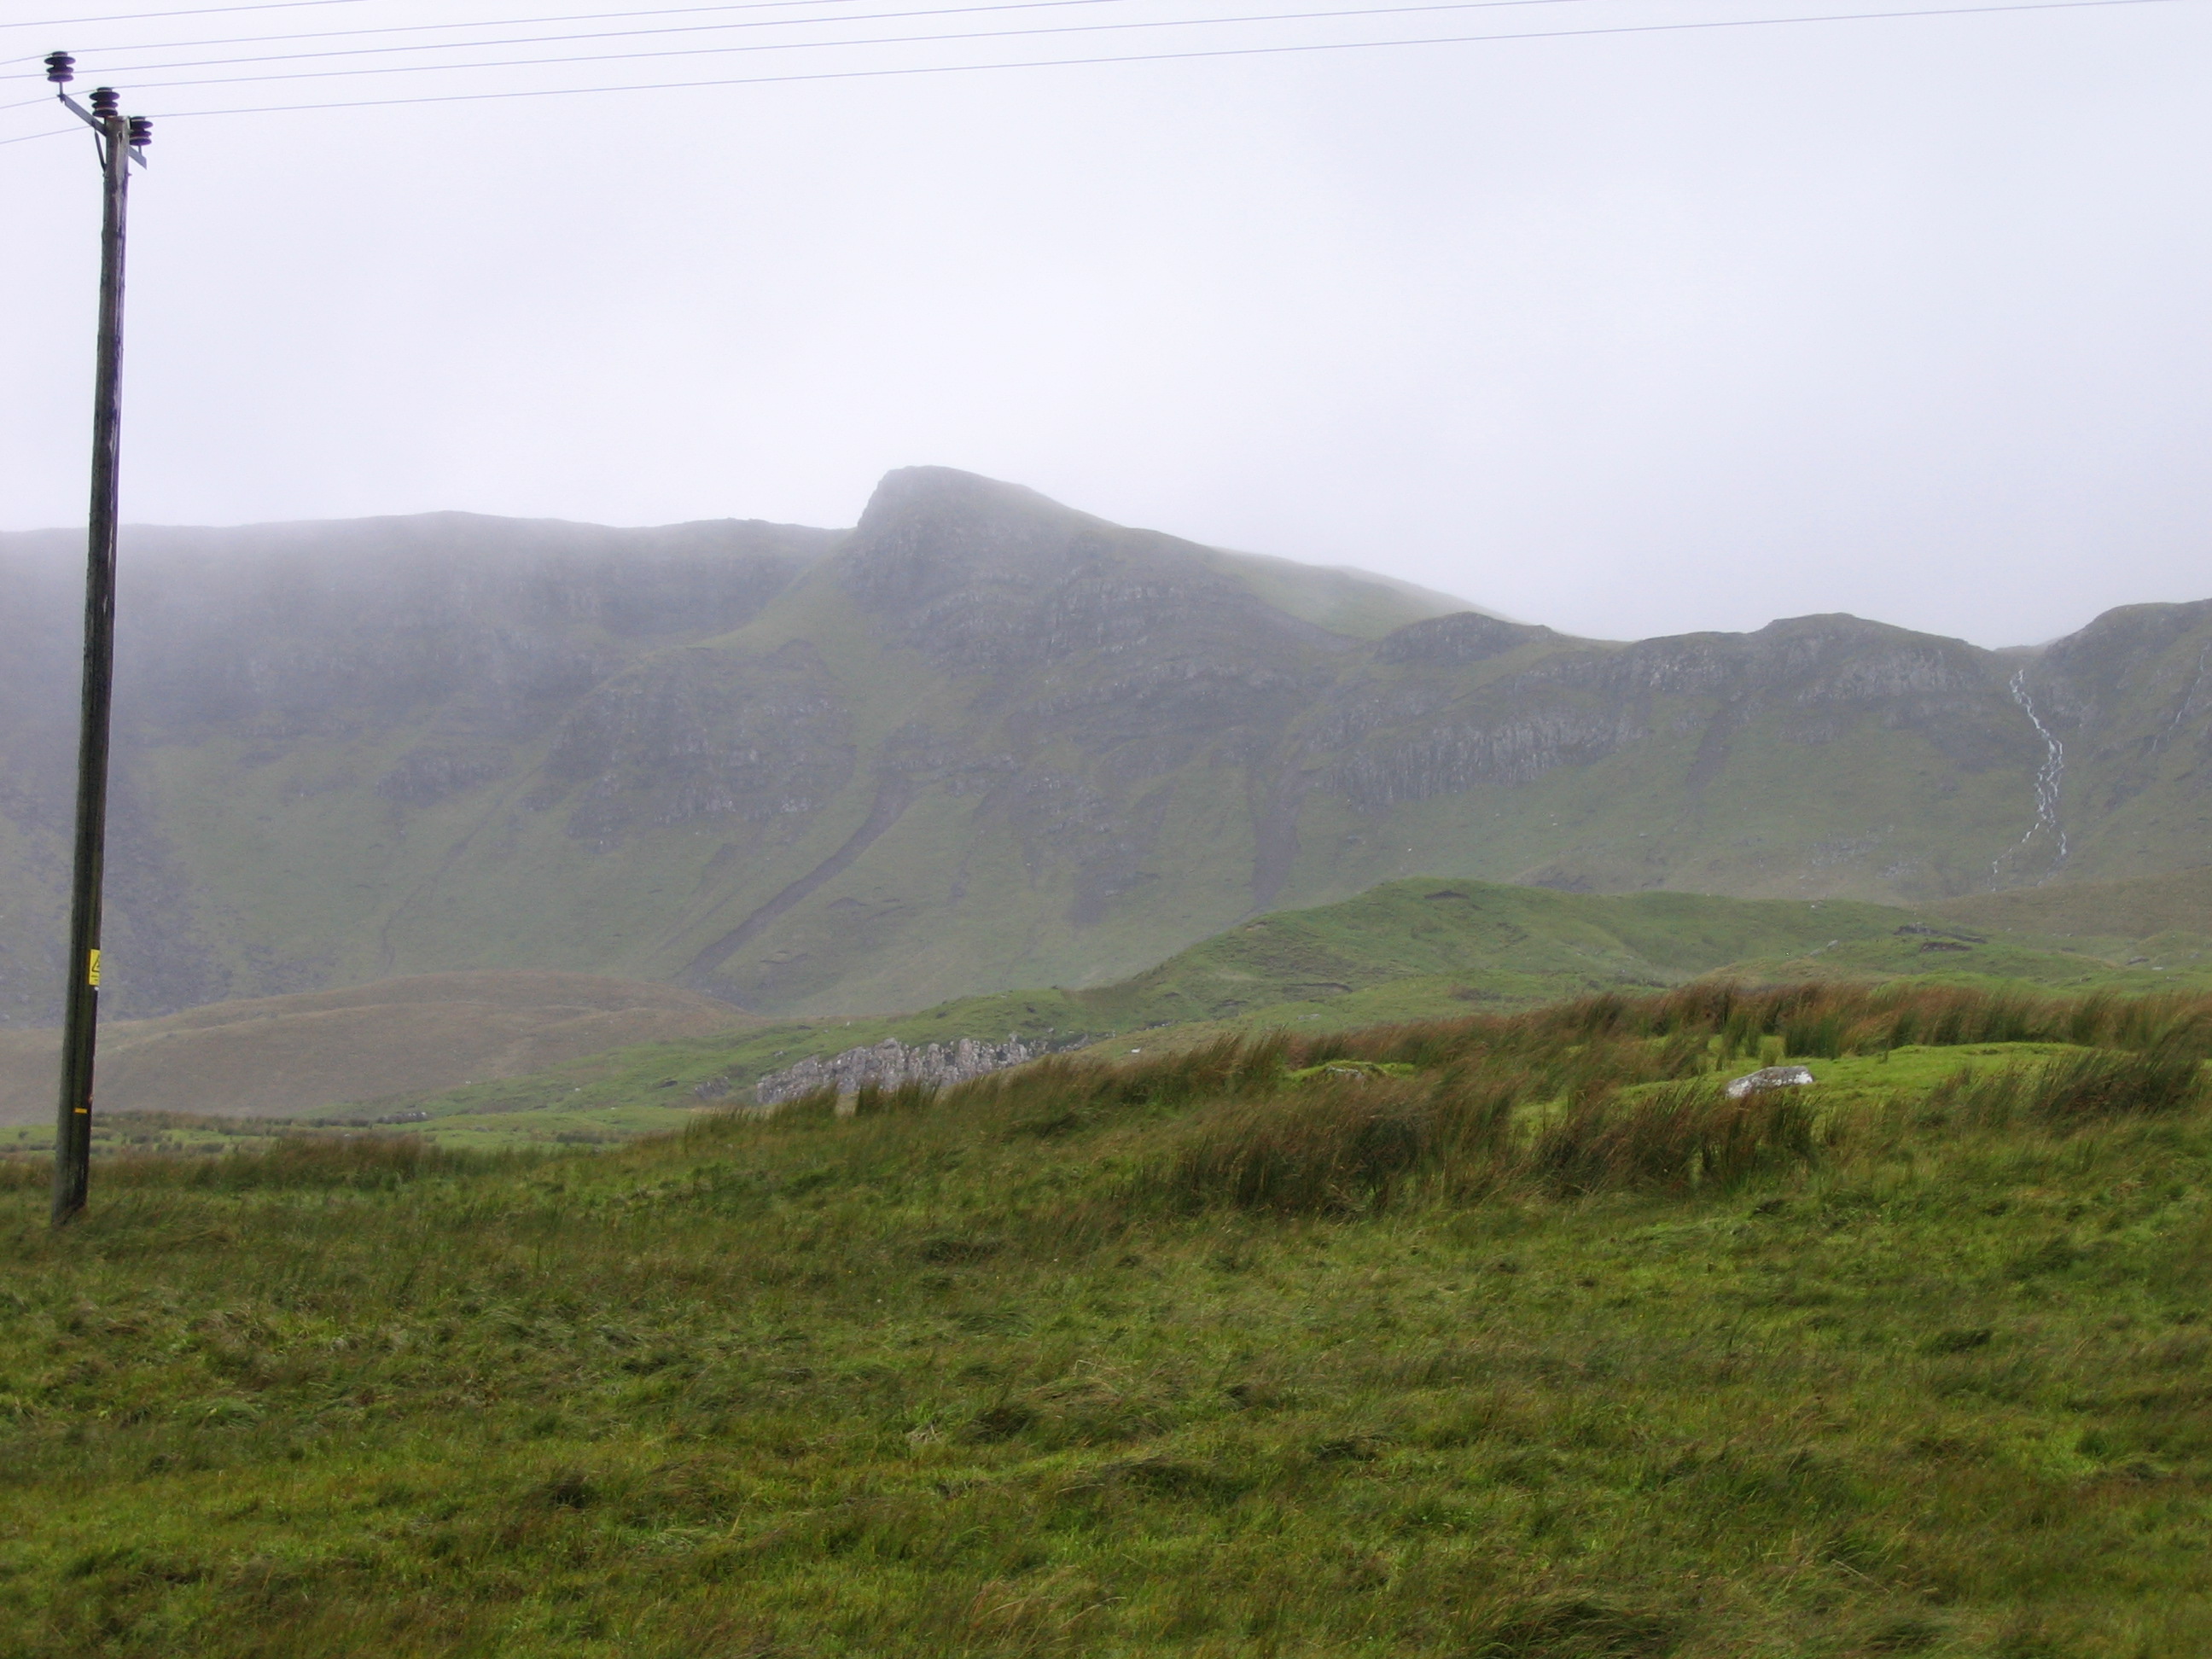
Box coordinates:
[3,982,2211,1655]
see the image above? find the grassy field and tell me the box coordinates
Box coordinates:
[2,981,2209,1655]
[0,972,750,1132]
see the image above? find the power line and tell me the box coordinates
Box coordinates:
[87,0,1155,73]
[4,0,1593,76]
[146,0,2212,101]
[0,0,2187,132]
[3,1,367,31]
[94,0,1602,85]
[3,0,888,62]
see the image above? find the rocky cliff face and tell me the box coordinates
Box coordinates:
[0,469,2204,1026]
[1324,615,2017,811]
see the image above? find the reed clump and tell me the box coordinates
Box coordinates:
[1154,1070,1825,1214]
[853,1080,939,1116]
[1528,1080,1822,1196]
[1156,1076,1433,1215]
[1307,981,2212,1072]
[1934,1042,2209,1131]
[950,981,2210,1219]
[945,1035,1292,1126]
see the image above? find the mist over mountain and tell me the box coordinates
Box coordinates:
[0,467,2205,1027]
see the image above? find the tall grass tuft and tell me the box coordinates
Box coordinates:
[2032,1045,2207,1124]
[1149,1062,1825,1214]
[1157,1078,1431,1215]
[1302,981,2212,1072]
[853,1079,939,1116]
[935,982,2212,1220]
[1936,1044,2209,1131]
[1529,1081,1821,1196]
[948,1034,1293,1123]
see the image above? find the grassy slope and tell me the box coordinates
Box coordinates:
[26,876,2203,1156]
[206,531,1443,1022]
[654,567,1283,1015]
[0,974,752,1132]
[419,876,2207,1138]
[3,984,2211,1655]
[276,894,2212,1160]
[1934,866,2212,943]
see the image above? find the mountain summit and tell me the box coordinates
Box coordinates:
[0,471,2204,1023]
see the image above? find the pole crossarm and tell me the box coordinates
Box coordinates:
[48,51,151,165]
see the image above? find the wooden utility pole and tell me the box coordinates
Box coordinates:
[46,51,151,1228]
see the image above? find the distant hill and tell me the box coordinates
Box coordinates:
[1057,876,2212,1033]
[1,874,2199,1142]
[1,468,2207,1026]
[199,876,2194,1150]
[0,972,747,1126]
[1933,865,2212,942]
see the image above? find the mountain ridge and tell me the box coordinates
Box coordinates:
[1,466,2206,1026]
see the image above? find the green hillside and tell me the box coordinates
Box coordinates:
[3,470,2208,1028]
[23,874,2199,1158]
[1072,876,2212,1027]
[1935,864,2212,941]
[5,981,2210,1654]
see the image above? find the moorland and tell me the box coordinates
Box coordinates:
[4,979,2210,1655]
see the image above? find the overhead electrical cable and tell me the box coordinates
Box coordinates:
[91,0,1159,73]
[0,0,2188,133]
[1,0,367,29]
[5,0,1600,73]
[88,0,1596,79]
[0,0,1555,114]
[79,0,2207,93]
[1,0,899,62]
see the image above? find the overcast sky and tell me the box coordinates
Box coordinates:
[4,0,2209,646]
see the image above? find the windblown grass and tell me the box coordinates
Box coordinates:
[1155,1075,1436,1214]
[1314,979,2212,1069]
[0,1133,535,1193]
[1932,1042,2210,1131]
[2,981,2209,1655]
[1527,1080,1823,1197]
[949,981,2211,1220]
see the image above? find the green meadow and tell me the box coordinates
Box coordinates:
[3,981,2210,1655]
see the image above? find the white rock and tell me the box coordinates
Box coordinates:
[1724,1065,1816,1101]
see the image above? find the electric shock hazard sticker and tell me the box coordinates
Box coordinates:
[88,949,100,988]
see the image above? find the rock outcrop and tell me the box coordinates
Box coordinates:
[1724,1065,1816,1101]
[754,1034,1041,1105]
